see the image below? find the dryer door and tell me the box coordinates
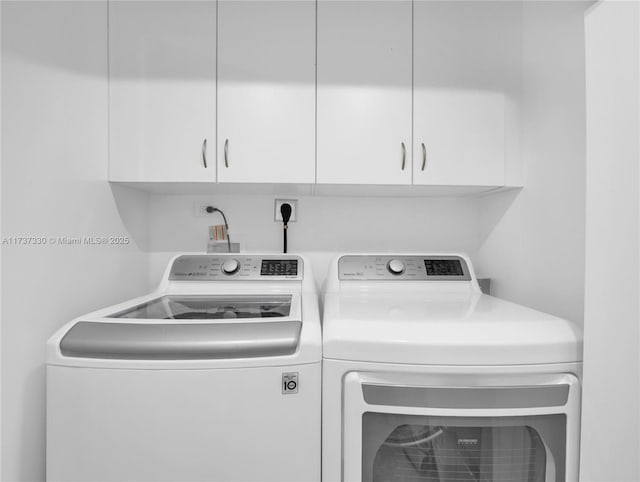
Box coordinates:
[343,372,580,482]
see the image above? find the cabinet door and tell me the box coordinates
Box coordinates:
[109,1,216,182]
[413,2,505,187]
[317,1,412,185]
[217,1,315,184]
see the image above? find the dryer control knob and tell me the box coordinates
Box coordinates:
[387,259,406,275]
[221,259,240,275]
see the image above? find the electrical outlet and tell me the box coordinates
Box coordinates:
[194,202,218,218]
[274,199,298,222]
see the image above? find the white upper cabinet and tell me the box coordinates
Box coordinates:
[109,1,216,182]
[413,2,507,187]
[107,0,516,191]
[217,0,316,184]
[413,90,505,186]
[317,1,412,185]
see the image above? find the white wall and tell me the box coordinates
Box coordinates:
[1,2,149,481]
[147,193,481,290]
[475,1,589,325]
[581,2,640,480]
[0,0,3,474]
[0,1,594,480]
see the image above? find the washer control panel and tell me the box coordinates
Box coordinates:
[338,255,471,281]
[169,255,303,281]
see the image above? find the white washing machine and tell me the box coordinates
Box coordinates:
[322,254,583,482]
[47,254,321,482]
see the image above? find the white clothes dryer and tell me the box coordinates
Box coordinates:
[322,254,582,482]
[47,254,321,482]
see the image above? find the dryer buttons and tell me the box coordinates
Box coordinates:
[282,372,299,394]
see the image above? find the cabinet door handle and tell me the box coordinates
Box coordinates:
[202,139,208,168]
[224,139,229,168]
[421,143,427,171]
[401,142,406,171]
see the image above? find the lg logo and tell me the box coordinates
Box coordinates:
[282,372,299,394]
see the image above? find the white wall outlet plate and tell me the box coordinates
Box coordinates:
[193,202,219,218]
[274,199,298,222]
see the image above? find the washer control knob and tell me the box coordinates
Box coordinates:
[387,259,406,275]
[221,259,240,275]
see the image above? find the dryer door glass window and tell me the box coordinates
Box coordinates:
[363,413,566,482]
[108,295,292,320]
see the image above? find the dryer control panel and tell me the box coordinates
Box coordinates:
[169,255,303,281]
[338,255,471,281]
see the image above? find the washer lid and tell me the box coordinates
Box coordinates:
[60,320,301,360]
[108,294,292,320]
[322,291,582,365]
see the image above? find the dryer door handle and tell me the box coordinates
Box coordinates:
[361,383,570,409]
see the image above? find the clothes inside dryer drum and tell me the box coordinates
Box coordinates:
[372,425,546,482]
[363,414,566,482]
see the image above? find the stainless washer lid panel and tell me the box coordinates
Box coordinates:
[60,321,301,360]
